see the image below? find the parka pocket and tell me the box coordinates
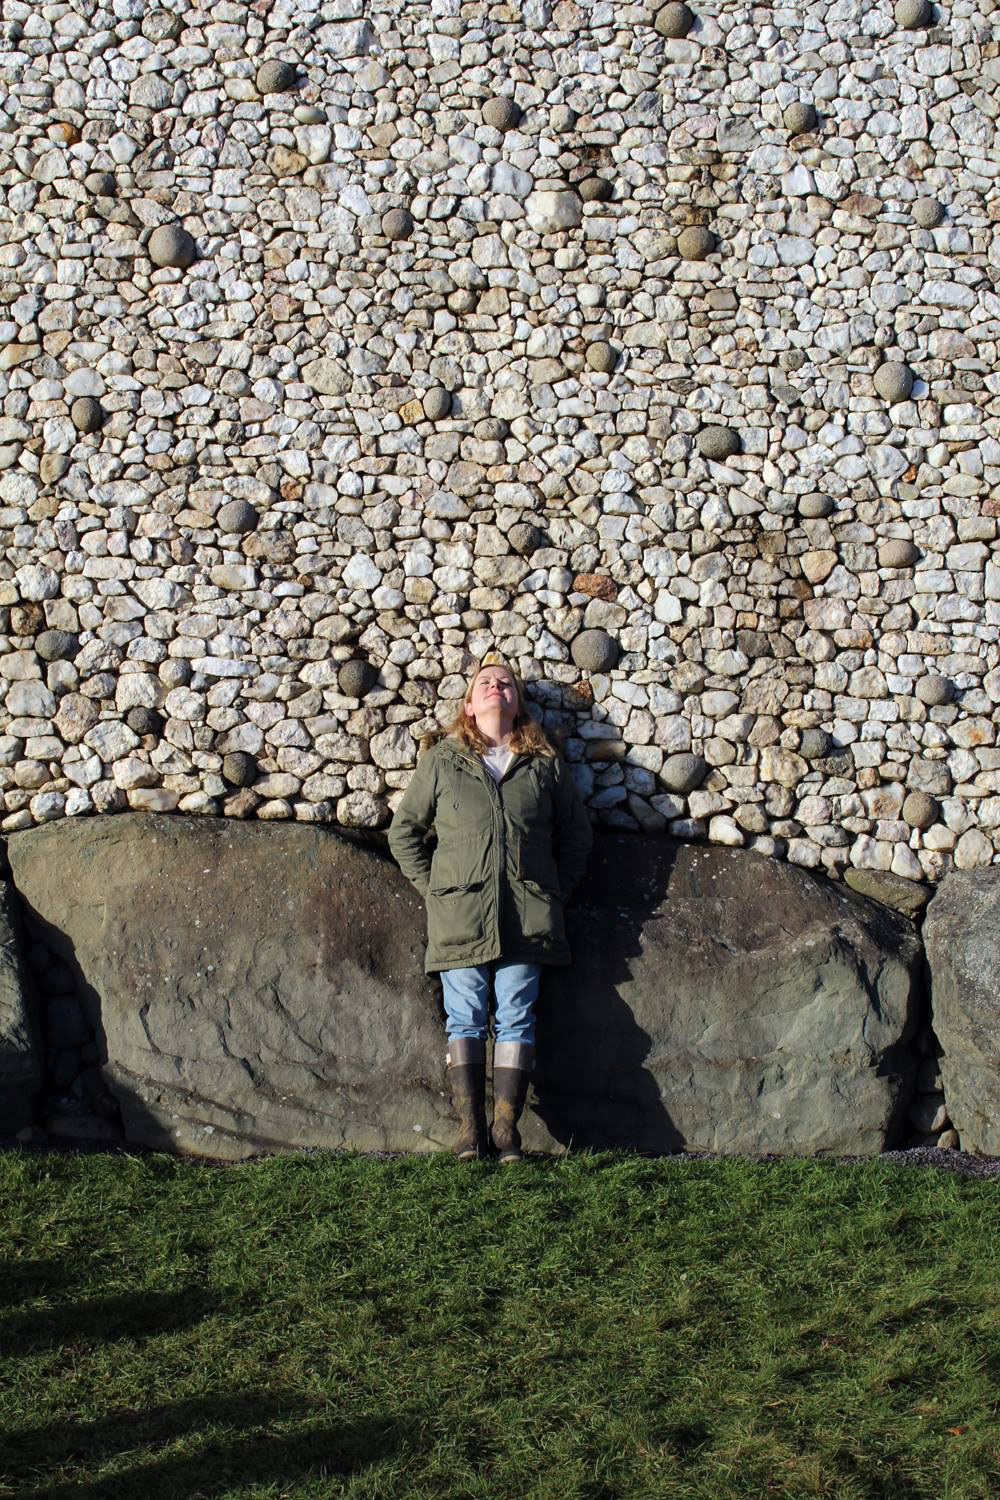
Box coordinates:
[427,879,486,950]
[511,839,564,945]
[514,878,566,945]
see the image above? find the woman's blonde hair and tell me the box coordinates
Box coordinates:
[422,658,559,757]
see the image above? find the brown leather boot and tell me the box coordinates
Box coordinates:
[491,1041,535,1163]
[446,1037,488,1160]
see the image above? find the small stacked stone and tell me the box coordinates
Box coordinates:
[907,1040,958,1149]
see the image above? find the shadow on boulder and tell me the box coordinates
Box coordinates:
[531,839,682,1152]
[527,837,922,1157]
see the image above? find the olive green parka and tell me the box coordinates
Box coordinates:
[387,735,594,973]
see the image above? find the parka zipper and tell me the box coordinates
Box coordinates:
[483,754,511,945]
[456,747,526,952]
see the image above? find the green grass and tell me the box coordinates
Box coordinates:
[1,1151,998,1500]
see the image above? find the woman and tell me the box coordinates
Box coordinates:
[387,655,593,1162]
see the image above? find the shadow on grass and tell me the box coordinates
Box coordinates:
[827,1446,928,1500]
[0,1286,214,1357]
[0,1259,68,1309]
[3,1392,416,1500]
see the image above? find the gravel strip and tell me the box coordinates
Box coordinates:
[2,1138,999,1176]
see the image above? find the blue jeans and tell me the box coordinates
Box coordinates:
[440,962,541,1044]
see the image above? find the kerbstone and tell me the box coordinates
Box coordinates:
[3,820,923,1158]
[924,869,1000,1154]
[844,870,932,920]
[0,880,41,1134]
[46,996,91,1048]
[534,839,920,1154]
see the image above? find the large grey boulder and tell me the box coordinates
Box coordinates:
[5,818,922,1158]
[923,869,1000,1154]
[527,839,922,1156]
[0,880,42,1133]
[7,815,447,1159]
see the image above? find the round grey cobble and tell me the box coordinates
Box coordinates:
[655,2,695,37]
[148,224,196,269]
[571,630,620,672]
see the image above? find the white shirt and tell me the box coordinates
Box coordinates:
[481,744,514,783]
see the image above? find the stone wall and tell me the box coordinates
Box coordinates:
[1,0,999,881]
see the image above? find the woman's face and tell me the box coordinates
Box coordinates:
[464,666,519,728]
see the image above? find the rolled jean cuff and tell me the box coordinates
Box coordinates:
[446,1037,486,1066]
[494,1040,535,1071]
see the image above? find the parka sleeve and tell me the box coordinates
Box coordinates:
[386,749,438,898]
[552,755,593,901]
